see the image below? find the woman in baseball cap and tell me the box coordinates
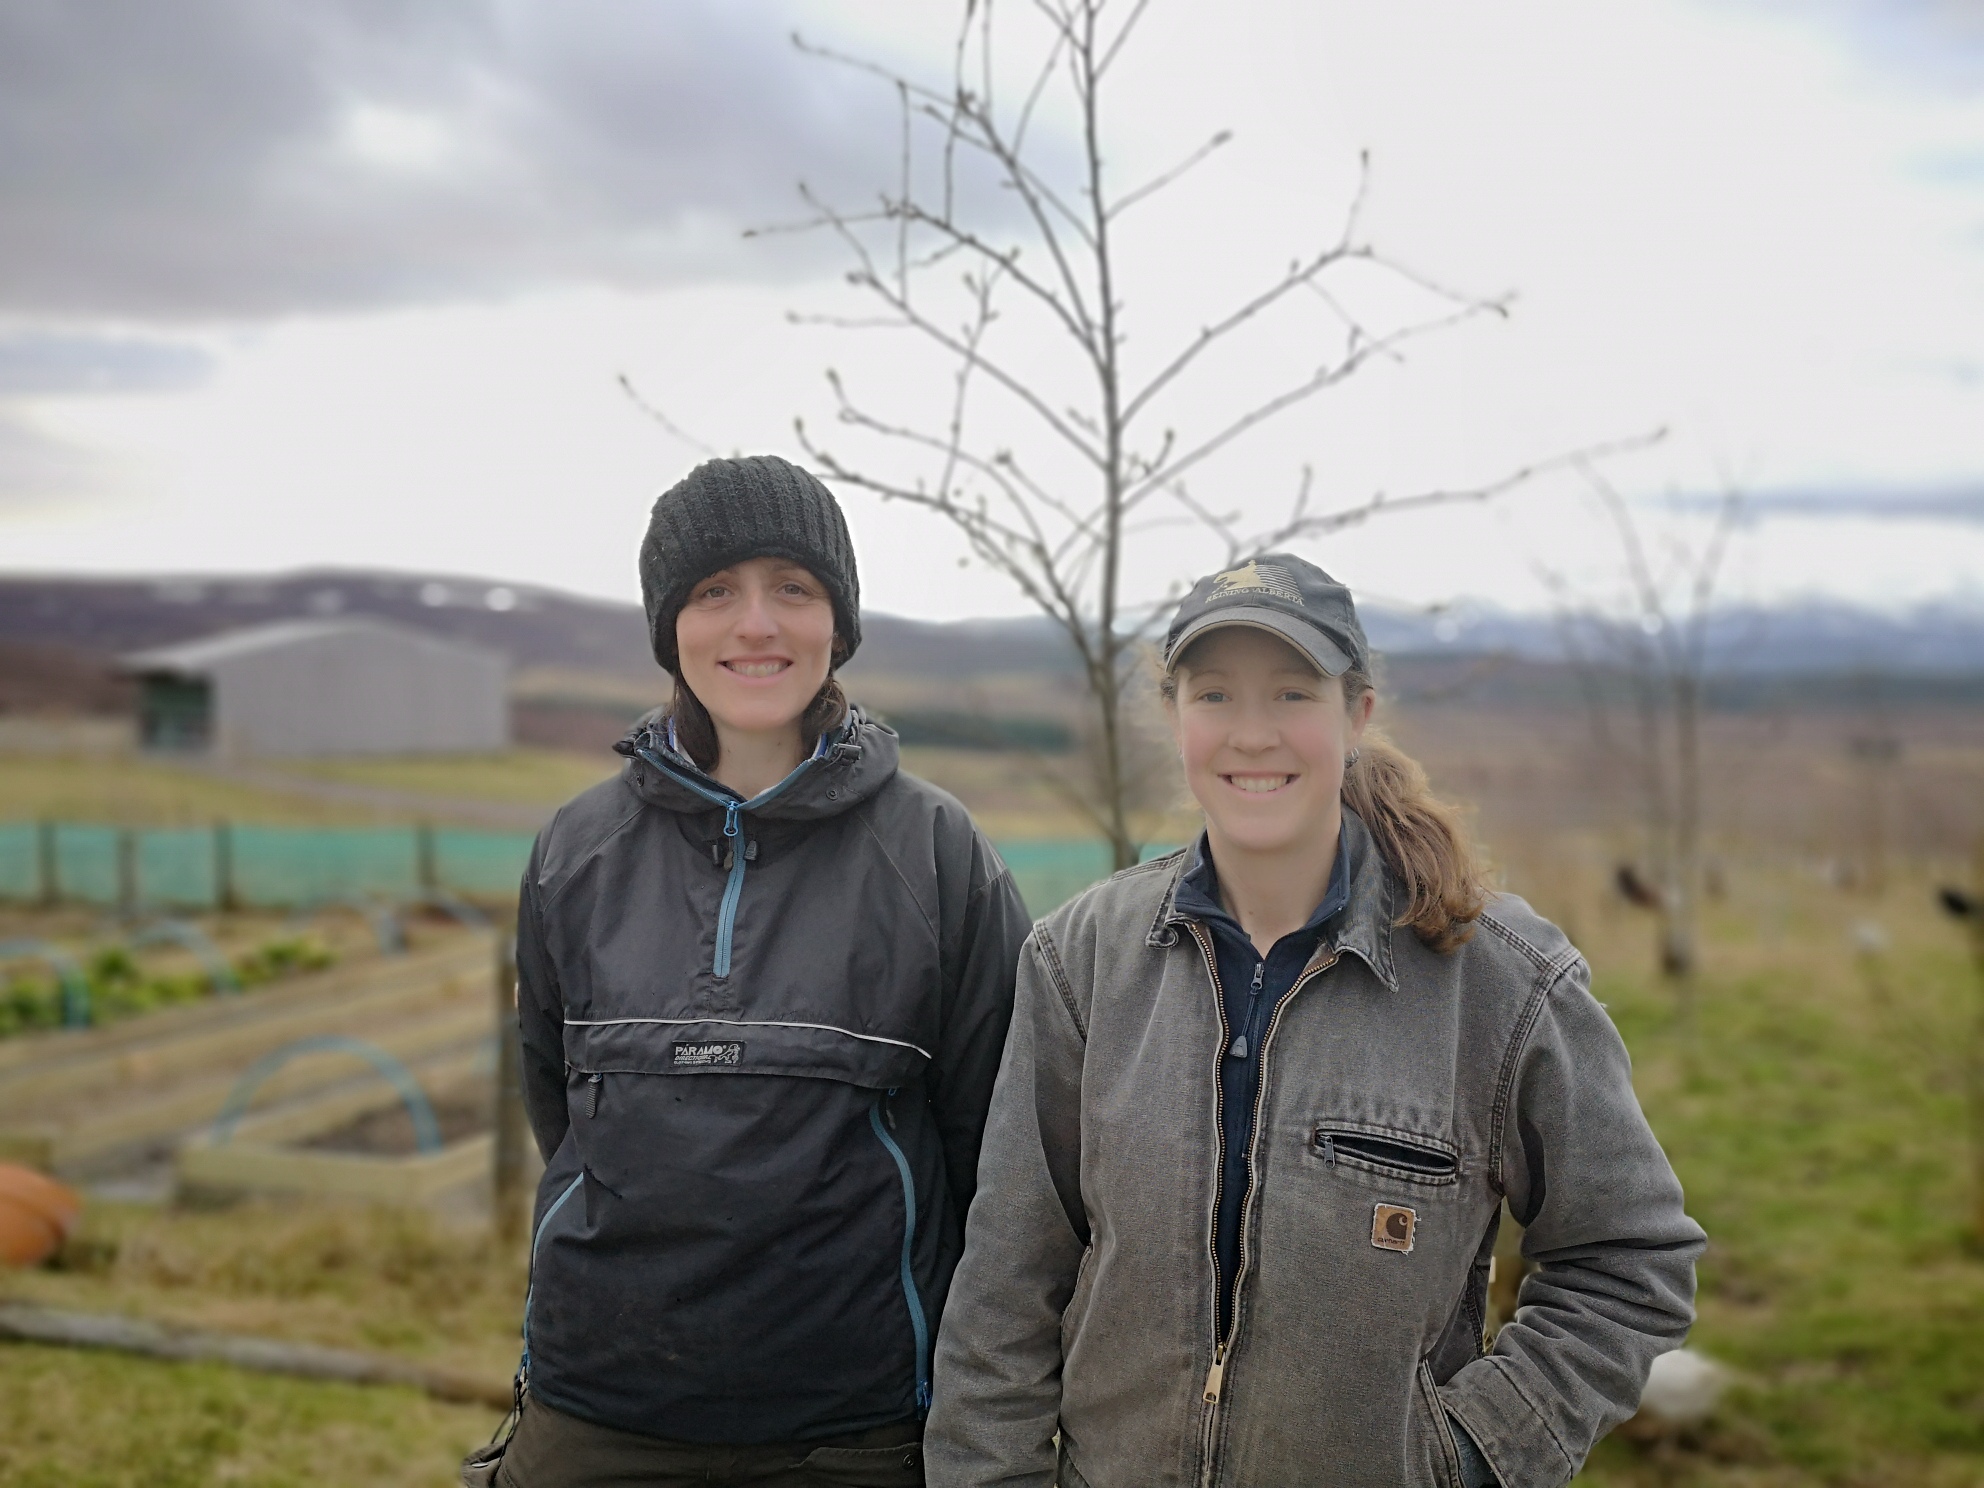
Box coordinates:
[928,553,1704,1488]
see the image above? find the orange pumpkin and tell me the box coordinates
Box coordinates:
[0,1163,81,1267]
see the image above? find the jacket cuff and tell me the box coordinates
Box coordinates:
[1439,1358,1578,1488]
[1445,1413,1499,1488]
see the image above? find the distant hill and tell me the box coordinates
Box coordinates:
[3,569,1982,726]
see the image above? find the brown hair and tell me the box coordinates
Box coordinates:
[1162,646,1488,952]
[664,639,852,773]
[1335,667,1487,952]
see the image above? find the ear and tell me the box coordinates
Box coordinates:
[1346,681,1376,743]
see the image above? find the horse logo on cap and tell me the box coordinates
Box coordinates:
[1210,560,1304,605]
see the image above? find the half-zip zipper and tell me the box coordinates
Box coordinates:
[520,1171,585,1377]
[868,1091,932,1415]
[1227,959,1266,1060]
[635,743,826,980]
[1183,919,1338,1485]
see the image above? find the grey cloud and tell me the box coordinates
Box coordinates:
[0,334,213,395]
[0,0,900,320]
[1745,0,1984,92]
[1674,485,1984,523]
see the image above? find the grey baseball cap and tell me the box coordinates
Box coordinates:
[1162,552,1370,678]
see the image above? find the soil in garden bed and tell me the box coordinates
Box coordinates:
[301,1088,492,1155]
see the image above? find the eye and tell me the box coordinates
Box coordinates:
[697,583,730,601]
[1196,688,1229,704]
[1277,688,1316,703]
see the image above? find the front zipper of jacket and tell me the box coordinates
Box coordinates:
[519,1170,585,1380]
[868,1089,933,1415]
[1183,916,1339,1488]
[634,743,824,980]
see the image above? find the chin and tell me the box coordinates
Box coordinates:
[702,686,813,733]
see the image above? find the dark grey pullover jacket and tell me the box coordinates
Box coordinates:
[514,711,1029,1444]
[927,810,1705,1488]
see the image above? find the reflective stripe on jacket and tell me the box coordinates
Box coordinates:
[515,710,1030,1444]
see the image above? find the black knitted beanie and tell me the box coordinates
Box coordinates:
[639,455,862,673]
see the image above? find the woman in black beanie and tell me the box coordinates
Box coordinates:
[479,456,1030,1487]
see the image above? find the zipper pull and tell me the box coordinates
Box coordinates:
[586,1072,602,1117]
[1203,1344,1226,1404]
[1322,1133,1336,1166]
[1228,1033,1249,1059]
[723,801,741,839]
[884,1086,898,1130]
[1250,961,1265,992]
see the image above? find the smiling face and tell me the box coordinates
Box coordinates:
[673,556,837,741]
[1166,625,1373,858]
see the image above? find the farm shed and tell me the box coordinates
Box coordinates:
[122,619,508,757]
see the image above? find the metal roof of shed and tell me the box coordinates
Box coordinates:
[121,617,503,676]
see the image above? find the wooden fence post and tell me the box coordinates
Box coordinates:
[1969,838,1984,1247]
[415,822,438,896]
[116,828,139,920]
[212,819,239,914]
[491,915,530,1244]
[35,820,59,908]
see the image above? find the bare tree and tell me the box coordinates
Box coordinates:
[1543,474,1745,993]
[770,0,1644,870]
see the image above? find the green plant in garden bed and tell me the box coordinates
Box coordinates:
[0,936,337,1039]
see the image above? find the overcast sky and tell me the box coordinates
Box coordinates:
[1,0,1981,622]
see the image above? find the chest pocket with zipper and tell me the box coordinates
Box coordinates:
[1311,1125,1461,1187]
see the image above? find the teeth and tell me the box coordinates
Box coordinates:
[1229,775,1291,793]
[727,661,788,678]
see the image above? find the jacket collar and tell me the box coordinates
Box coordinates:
[1151,806,1399,992]
[614,705,900,821]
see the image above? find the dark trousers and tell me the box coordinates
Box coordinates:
[493,1395,924,1488]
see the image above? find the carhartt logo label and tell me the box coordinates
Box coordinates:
[1210,560,1304,605]
[1372,1203,1417,1253]
[673,1041,744,1066]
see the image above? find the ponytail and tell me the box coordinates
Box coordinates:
[1338,668,1487,952]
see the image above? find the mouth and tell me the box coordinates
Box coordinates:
[1222,773,1296,795]
[720,657,792,679]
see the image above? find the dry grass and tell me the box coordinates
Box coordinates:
[0,1202,526,1487]
[0,756,383,827]
[271,751,617,809]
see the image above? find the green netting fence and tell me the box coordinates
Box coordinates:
[0,821,1177,919]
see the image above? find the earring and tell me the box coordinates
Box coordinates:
[1344,748,1361,768]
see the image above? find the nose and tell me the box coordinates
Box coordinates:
[733,585,778,639]
[1228,699,1278,752]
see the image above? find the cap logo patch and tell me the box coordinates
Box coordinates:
[1211,560,1304,606]
[1372,1203,1417,1253]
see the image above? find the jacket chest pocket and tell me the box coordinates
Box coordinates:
[1300,1124,1466,1266]
[560,1017,930,1198]
[1312,1125,1461,1189]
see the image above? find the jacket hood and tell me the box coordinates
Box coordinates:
[613,704,901,821]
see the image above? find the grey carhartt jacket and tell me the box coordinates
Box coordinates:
[927,810,1705,1488]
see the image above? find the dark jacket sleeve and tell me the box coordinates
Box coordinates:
[926,926,1088,1488]
[515,837,569,1164]
[929,831,1032,1218]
